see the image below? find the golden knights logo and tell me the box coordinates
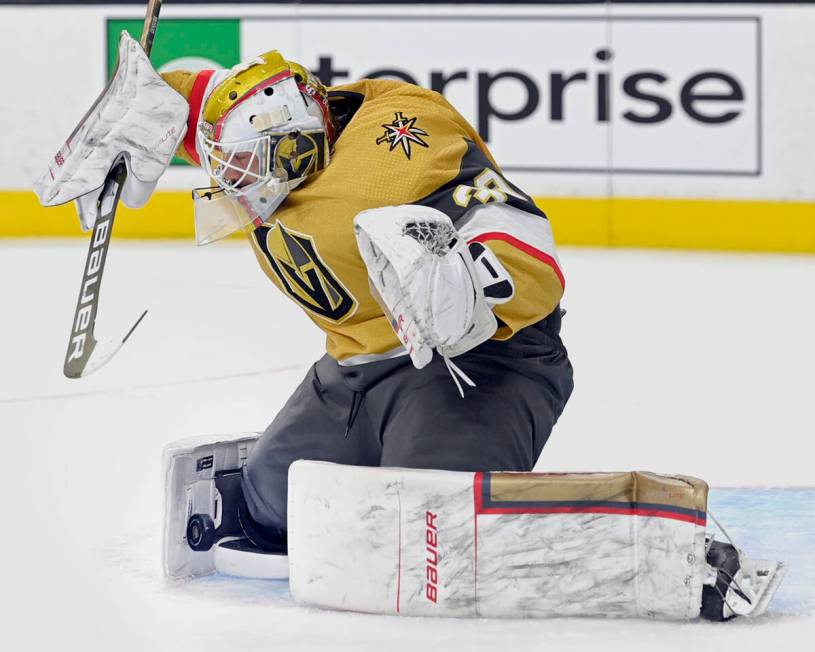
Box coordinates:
[272,130,329,182]
[376,112,429,160]
[253,222,357,323]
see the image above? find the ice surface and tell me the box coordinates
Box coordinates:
[1,240,813,651]
[708,489,814,616]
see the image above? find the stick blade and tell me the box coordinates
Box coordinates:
[63,310,147,378]
[63,336,97,379]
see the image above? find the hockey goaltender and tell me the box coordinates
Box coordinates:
[34,32,784,620]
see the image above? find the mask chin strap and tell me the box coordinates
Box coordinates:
[192,185,226,200]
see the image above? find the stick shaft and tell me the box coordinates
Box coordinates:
[63,161,127,378]
[62,0,163,378]
[140,0,163,56]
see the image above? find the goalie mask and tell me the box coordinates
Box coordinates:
[193,51,334,245]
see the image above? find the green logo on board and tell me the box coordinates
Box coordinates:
[106,18,241,164]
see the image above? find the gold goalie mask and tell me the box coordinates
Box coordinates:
[193,52,334,245]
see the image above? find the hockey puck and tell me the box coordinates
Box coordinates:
[186,514,216,551]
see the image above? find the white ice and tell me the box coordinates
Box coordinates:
[1,240,813,651]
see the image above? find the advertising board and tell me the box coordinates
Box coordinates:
[3,3,813,250]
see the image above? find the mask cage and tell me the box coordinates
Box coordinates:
[198,131,273,197]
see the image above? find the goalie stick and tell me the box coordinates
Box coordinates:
[63,0,163,379]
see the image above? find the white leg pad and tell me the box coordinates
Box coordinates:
[288,461,711,619]
[162,433,260,580]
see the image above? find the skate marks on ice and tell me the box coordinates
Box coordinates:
[0,362,310,406]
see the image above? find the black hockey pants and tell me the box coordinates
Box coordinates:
[241,309,574,548]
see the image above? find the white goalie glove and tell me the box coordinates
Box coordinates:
[33,31,189,229]
[354,205,513,376]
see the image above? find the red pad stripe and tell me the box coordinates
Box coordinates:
[474,472,485,515]
[477,504,706,526]
[473,473,483,614]
[396,490,402,613]
[183,69,216,166]
[468,231,565,290]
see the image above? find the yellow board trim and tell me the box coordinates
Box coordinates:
[542,196,815,253]
[3,190,815,253]
[2,191,196,239]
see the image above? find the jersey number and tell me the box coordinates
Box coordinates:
[452,168,525,209]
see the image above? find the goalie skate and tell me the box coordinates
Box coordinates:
[701,539,787,620]
[162,433,261,579]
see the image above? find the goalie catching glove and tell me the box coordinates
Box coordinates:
[354,205,513,389]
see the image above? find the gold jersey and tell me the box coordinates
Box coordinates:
[163,75,565,362]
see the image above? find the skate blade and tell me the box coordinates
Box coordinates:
[750,561,787,617]
[731,559,787,618]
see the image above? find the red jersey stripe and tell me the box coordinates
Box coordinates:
[468,231,565,290]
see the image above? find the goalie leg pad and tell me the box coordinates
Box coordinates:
[163,433,261,579]
[288,462,712,619]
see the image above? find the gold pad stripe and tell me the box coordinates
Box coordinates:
[477,471,708,524]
